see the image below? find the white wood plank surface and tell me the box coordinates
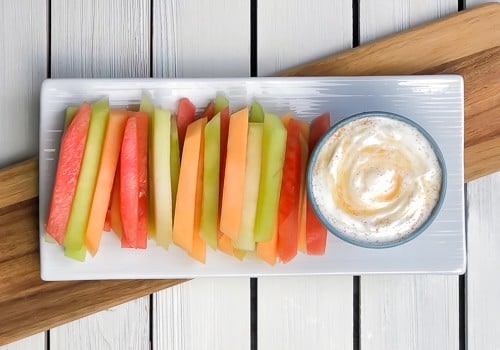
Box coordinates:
[153,0,250,77]
[152,1,251,349]
[0,0,47,168]
[257,2,353,349]
[51,0,150,78]
[257,0,352,76]
[359,2,460,349]
[0,333,45,350]
[153,279,250,350]
[258,277,353,350]
[50,298,150,350]
[360,0,457,43]
[49,1,151,349]
[467,172,500,349]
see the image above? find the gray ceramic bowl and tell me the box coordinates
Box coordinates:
[306,111,447,249]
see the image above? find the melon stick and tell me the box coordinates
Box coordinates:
[170,116,180,211]
[189,118,207,263]
[249,101,264,123]
[214,94,229,115]
[140,93,156,238]
[63,99,110,251]
[234,123,263,251]
[153,108,172,249]
[200,113,221,250]
[173,117,207,253]
[298,130,309,253]
[45,106,80,245]
[219,108,249,240]
[254,113,287,242]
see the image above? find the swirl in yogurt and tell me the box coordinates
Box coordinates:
[310,116,442,243]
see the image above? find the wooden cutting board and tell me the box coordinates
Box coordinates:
[0,3,498,346]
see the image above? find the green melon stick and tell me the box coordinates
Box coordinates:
[170,116,180,211]
[153,108,173,249]
[254,113,287,242]
[140,93,156,238]
[234,122,263,251]
[214,94,229,114]
[64,243,87,262]
[63,99,110,251]
[45,106,79,245]
[200,113,221,250]
[64,106,80,129]
[249,101,264,123]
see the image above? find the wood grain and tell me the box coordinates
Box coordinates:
[257,0,352,76]
[50,298,149,350]
[360,275,459,349]
[152,1,251,348]
[257,2,353,349]
[153,279,251,350]
[467,172,500,349]
[284,3,500,181]
[0,333,45,350]
[0,0,47,169]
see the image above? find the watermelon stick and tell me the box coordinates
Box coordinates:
[140,93,156,238]
[63,99,109,255]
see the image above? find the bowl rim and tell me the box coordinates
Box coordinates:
[306,111,448,249]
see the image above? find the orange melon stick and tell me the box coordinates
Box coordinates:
[297,124,310,253]
[219,108,249,240]
[257,220,278,266]
[110,164,123,238]
[103,210,111,232]
[189,119,207,263]
[218,235,246,261]
[85,110,128,256]
[173,117,207,253]
[281,113,292,128]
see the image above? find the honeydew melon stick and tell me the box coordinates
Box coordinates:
[200,113,221,250]
[170,116,180,210]
[214,94,229,115]
[254,113,287,242]
[64,106,79,129]
[64,244,87,262]
[140,93,156,238]
[153,108,173,249]
[249,101,264,123]
[63,99,109,251]
[46,106,80,245]
[234,123,263,251]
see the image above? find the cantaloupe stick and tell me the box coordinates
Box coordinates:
[297,133,309,253]
[85,110,128,256]
[64,99,109,251]
[220,108,249,240]
[200,114,221,250]
[140,94,156,238]
[110,165,123,238]
[218,234,246,261]
[189,121,207,263]
[173,117,207,253]
[281,113,292,127]
[257,220,278,266]
[153,108,172,249]
[234,123,263,251]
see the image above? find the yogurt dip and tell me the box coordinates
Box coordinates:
[309,113,444,246]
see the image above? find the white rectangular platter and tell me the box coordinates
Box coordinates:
[39,76,465,280]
